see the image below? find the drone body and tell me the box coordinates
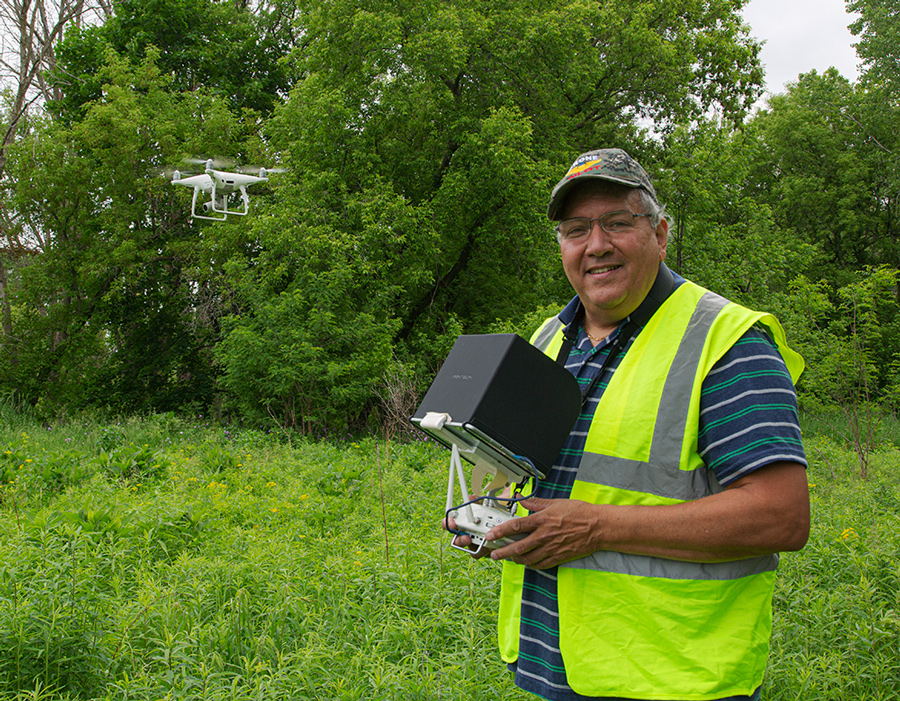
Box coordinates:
[171,159,274,220]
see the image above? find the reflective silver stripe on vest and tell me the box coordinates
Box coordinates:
[532,318,564,353]
[576,291,730,502]
[566,548,779,580]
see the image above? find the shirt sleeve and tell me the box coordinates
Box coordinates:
[698,326,807,486]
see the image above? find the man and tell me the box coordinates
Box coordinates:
[457,149,809,700]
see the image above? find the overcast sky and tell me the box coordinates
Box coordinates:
[741,0,861,99]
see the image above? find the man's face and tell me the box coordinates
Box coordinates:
[558,186,668,332]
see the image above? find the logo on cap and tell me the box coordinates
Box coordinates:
[565,156,606,181]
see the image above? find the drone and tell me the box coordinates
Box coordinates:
[170,158,281,221]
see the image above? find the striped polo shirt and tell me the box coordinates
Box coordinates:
[510,287,807,701]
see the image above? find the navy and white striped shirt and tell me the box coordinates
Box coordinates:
[511,289,806,701]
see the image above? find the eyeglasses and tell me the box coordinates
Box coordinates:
[556,211,651,241]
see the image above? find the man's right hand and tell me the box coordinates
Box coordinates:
[442,510,492,558]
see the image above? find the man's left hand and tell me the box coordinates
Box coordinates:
[485,497,606,569]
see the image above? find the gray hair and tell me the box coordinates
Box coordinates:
[635,189,671,230]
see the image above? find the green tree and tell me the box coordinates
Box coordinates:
[213,0,767,431]
[4,0,771,428]
[0,52,247,415]
[849,0,900,92]
[745,70,900,420]
[748,70,900,280]
[847,0,900,270]
[0,0,111,372]
[50,0,297,122]
[656,119,816,307]
[781,267,900,476]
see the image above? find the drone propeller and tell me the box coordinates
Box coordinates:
[238,165,287,178]
[184,156,237,170]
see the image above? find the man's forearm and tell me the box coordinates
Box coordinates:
[486,461,810,570]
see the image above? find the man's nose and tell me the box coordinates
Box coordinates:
[584,220,613,254]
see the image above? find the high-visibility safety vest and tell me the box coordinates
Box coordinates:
[498,280,805,700]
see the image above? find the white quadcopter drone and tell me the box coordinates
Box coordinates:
[170,158,280,221]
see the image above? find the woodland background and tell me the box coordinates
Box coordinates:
[0,0,899,445]
[1,2,899,699]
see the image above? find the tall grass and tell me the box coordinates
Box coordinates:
[0,413,528,700]
[0,410,897,699]
[766,433,900,700]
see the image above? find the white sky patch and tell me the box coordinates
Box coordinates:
[742,0,862,100]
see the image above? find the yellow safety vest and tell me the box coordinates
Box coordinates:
[498,281,804,700]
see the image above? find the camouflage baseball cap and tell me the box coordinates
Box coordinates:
[547,148,659,220]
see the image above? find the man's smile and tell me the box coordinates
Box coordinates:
[586,262,623,276]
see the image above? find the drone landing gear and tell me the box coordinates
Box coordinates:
[190,184,251,221]
[190,187,226,221]
[208,184,250,217]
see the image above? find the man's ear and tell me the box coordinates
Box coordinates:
[656,218,669,261]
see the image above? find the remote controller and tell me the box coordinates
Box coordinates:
[450,501,524,554]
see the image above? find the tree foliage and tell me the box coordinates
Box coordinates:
[739,62,900,412]
[211,0,768,431]
[7,0,900,433]
[1,52,247,415]
[849,0,900,93]
[656,119,815,307]
[50,0,297,121]
[748,70,900,279]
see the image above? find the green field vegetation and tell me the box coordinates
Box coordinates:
[0,406,897,700]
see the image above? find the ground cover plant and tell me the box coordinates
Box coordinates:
[0,405,897,700]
